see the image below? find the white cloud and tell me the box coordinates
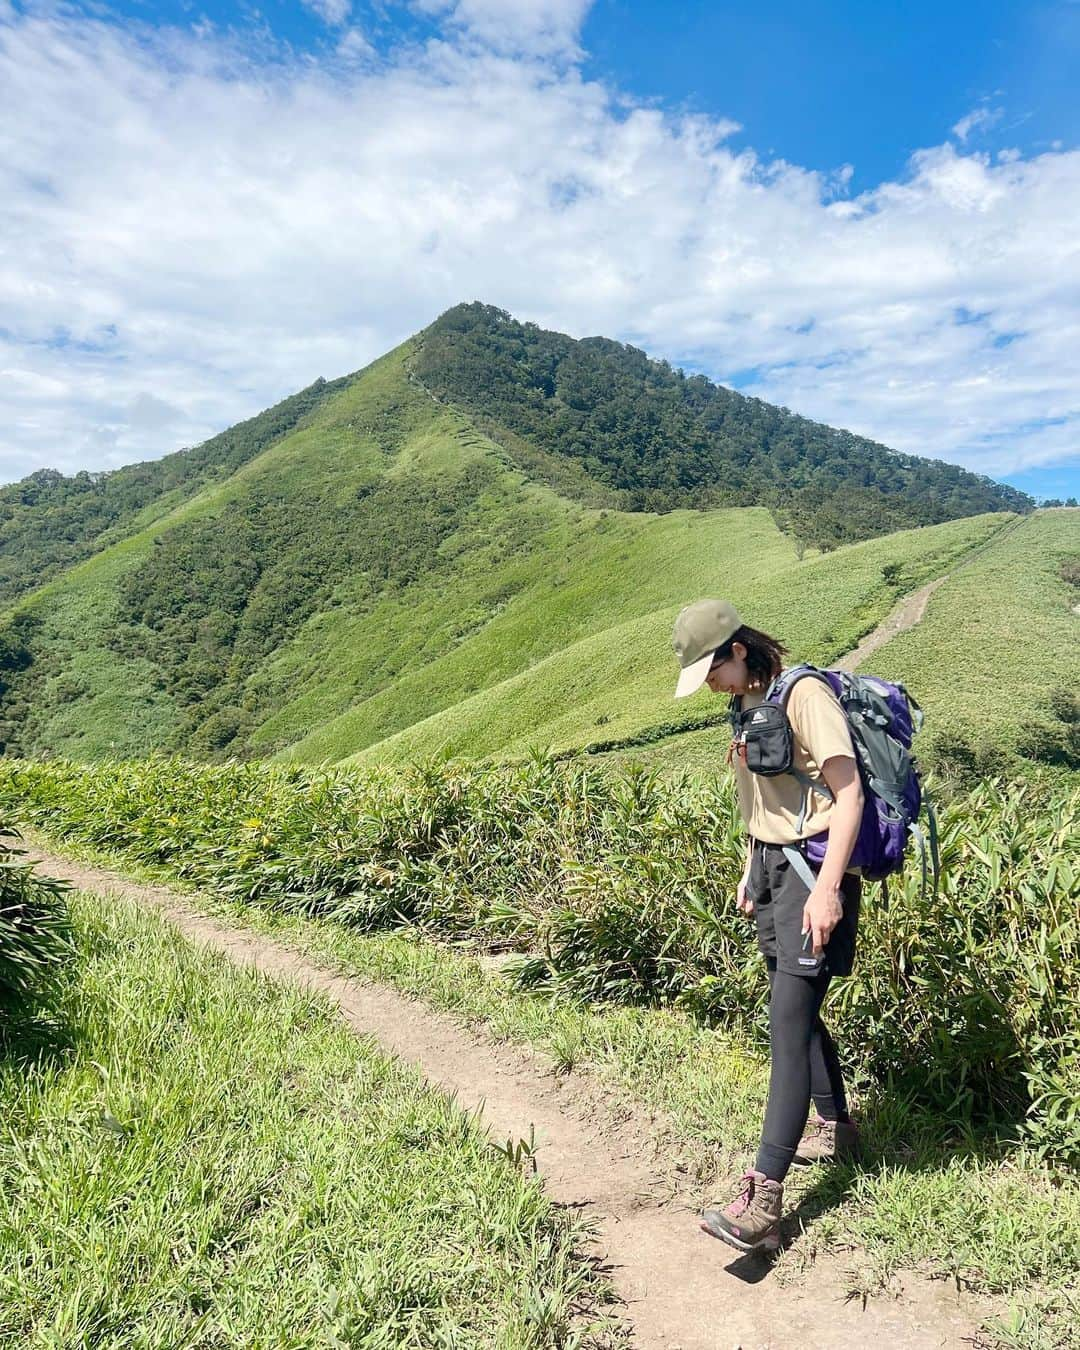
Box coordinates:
[303,0,352,28]
[412,0,594,55]
[952,106,1003,143]
[0,7,1077,488]
[336,26,375,60]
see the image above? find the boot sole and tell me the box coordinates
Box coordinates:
[699,1217,781,1254]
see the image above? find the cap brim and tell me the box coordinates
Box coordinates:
[674,651,714,699]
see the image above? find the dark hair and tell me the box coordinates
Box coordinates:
[711,624,788,690]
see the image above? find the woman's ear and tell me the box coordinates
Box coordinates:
[732,640,748,661]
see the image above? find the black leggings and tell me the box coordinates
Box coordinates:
[754,962,849,1182]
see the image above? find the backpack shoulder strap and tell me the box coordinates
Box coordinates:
[764,663,830,709]
[912,791,941,899]
[727,693,743,735]
[895,681,925,734]
[764,665,837,830]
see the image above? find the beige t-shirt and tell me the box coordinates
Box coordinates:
[733,677,856,844]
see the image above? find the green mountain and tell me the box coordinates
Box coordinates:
[0,376,348,609]
[0,302,1070,775]
[415,304,1032,541]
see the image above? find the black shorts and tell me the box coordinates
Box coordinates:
[746,840,861,978]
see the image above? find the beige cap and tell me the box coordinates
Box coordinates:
[671,599,742,698]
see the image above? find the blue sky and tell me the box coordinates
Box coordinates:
[2,0,1078,498]
[101,0,1079,188]
[585,1,1079,190]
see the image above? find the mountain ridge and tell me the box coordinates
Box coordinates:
[410,303,1032,545]
[0,304,1065,774]
[0,301,1033,616]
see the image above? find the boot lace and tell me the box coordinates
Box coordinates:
[726,1170,758,1218]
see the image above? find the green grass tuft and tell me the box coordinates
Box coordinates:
[0,889,619,1348]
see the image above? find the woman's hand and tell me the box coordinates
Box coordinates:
[736,871,754,916]
[802,883,844,955]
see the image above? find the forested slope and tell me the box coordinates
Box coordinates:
[414,303,1031,547]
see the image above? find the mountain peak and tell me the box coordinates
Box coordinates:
[412,303,1032,539]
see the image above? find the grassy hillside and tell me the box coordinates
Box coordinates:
[331,512,1009,769]
[870,509,1080,772]
[260,503,796,762]
[588,510,1080,782]
[0,304,1059,772]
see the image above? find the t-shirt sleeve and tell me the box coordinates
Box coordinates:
[788,679,855,764]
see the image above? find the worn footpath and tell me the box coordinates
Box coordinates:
[24,846,993,1350]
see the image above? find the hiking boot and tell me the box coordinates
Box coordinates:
[792,1115,860,1166]
[700,1169,783,1254]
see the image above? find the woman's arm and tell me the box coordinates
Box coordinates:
[802,754,863,954]
[736,835,755,914]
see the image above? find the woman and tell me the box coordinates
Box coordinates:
[671,598,863,1254]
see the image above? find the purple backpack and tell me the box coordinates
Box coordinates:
[732,665,938,894]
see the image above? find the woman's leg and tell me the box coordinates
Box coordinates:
[766,966,848,1121]
[810,1015,850,1123]
[755,967,832,1182]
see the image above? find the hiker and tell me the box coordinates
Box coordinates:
[671,599,862,1255]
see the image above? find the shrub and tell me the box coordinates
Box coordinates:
[0,755,1075,1160]
[0,827,73,1016]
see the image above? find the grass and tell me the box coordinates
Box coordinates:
[0,887,620,1349]
[866,509,1080,769]
[337,510,1006,769]
[0,829,72,1012]
[17,824,1080,1347]
[2,755,1075,1155]
[583,510,1078,782]
[269,501,794,763]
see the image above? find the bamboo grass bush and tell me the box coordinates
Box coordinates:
[0,754,1076,1161]
[0,826,73,1017]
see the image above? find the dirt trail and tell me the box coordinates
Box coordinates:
[31,847,989,1350]
[836,577,947,672]
[838,515,1028,672]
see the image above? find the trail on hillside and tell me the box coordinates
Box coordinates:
[27,846,991,1350]
[835,577,947,671]
[837,514,1026,672]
